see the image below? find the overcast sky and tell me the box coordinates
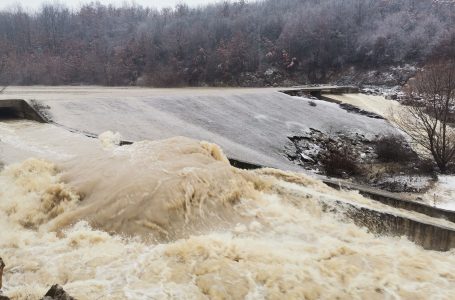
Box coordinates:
[0,0,218,11]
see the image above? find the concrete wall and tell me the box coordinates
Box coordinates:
[0,99,45,122]
[280,86,360,97]
[227,158,455,251]
[323,179,455,223]
[334,202,455,251]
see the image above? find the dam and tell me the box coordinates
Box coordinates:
[1,87,455,299]
[0,86,454,252]
[0,86,454,299]
[0,86,394,170]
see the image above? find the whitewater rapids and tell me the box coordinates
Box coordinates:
[0,132,454,299]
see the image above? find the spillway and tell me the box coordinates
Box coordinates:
[0,87,396,171]
[0,88,454,299]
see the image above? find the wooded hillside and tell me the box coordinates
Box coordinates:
[0,0,454,86]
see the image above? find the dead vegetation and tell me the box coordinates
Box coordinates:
[319,138,360,178]
[374,135,416,163]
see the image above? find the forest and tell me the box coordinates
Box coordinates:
[0,0,454,87]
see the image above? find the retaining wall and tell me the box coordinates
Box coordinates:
[0,99,45,122]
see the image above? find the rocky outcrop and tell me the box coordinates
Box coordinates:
[285,128,378,172]
[337,102,384,119]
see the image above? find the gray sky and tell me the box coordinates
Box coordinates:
[0,0,218,11]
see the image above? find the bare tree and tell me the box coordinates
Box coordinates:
[395,61,455,173]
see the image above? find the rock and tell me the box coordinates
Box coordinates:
[338,103,384,119]
[0,258,4,291]
[300,153,315,162]
[41,284,75,300]
[0,259,73,300]
[0,257,4,300]
[0,258,8,300]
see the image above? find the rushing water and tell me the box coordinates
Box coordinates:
[0,120,454,299]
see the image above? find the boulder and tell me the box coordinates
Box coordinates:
[0,258,4,292]
[41,285,75,300]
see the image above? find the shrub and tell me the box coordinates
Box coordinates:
[375,135,416,163]
[320,140,360,177]
[416,159,436,175]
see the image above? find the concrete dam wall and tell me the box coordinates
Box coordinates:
[0,87,397,172]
